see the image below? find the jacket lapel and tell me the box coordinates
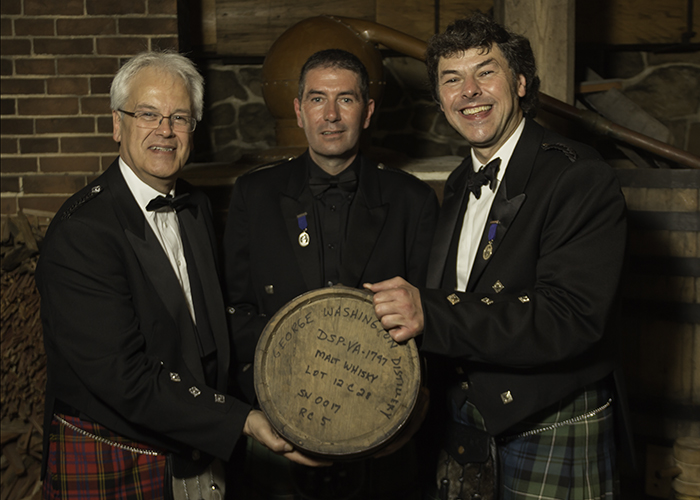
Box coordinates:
[426,158,471,289]
[106,163,205,382]
[177,195,230,390]
[466,119,542,290]
[339,156,388,287]
[466,178,526,289]
[281,156,322,290]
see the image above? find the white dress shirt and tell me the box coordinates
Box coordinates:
[456,118,526,291]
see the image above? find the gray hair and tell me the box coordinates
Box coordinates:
[110,50,204,121]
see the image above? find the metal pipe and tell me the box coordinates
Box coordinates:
[333,16,700,170]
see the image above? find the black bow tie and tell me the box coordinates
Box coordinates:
[467,158,501,199]
[146,193,190,212]
[309,169,358,197]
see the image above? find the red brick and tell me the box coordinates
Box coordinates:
[34,38,94,56]
[1,118,34,135]
[57,57,119,76]
[149,0,177,15]
[25,0,84,16]
[1,177,20,193]
[16,58,56,76]
[1,78,46,95]
[87,0,146,15]
[18,97,79,115]
[100,155,117,169]
[15,18,55,36]
[61,135,118,153]
[24,174,86,194]
[19,195,70,214]
[97,116,114,133]
[20,137,59,154]
[1,99,17,115]
[1,39,31,56]
[97,37,150,55]
[81,96,111,115]
[1,138,18,154]
[0,0,21,15]
[119,17,178,35]
[1,157,38,173]
[1,59,12,76]
[36,117,95,134]
[1,19,12,35]
[47,77,90,95]
[41,155,101,173]
[91,76,113,94]
[1,195,18,215]
[57,18,116,36]
[151,37,179,52]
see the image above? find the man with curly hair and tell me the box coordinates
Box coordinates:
[366,13,627,500]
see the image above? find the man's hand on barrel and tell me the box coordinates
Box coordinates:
[364,277,424,343]
[244,410,331,466]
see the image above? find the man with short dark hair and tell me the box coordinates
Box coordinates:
[366,14,627,499]
[224,48,439,499]
[37,50,321,500]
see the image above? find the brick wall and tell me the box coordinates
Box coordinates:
[1,0,179,223]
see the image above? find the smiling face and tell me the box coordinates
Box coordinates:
[294,67,375,175]
[112,66,193,193]
[438,45,526,164]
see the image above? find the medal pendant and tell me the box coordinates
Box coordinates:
[483,241,493,260]
[298,230,310,247]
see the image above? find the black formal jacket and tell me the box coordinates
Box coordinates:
[420,119,627,436]
[37,160,251,475]
[223,151,439,399]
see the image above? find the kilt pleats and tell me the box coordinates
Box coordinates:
[43,414,168,500]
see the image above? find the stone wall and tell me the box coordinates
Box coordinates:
[192,62,276,164]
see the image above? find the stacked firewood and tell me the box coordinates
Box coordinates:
[1,213,46,500]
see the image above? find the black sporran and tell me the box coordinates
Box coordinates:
[436,421,498,500]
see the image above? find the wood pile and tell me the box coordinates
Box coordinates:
[1,213,47,500]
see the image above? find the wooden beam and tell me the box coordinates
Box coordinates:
[495,0,575,105]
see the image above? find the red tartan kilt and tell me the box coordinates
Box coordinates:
[43,414,168,499]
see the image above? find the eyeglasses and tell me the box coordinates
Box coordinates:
[118,109,197,132]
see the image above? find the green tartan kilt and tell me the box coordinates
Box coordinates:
[497,384,615,500]
[429,382,616,500]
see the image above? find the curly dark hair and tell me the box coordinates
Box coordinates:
[298,49,370,104]
[425,13,540,117]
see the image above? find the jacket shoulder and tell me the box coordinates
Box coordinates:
[56,178,108,222]
[372,162,436,195]
[539,129,604,164]
[239,156,298,180]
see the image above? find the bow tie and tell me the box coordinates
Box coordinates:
[146,193,190,212]
[309,169,358,197]
[467,158,501,199]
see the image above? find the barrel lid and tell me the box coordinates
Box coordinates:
[254,286,421,459]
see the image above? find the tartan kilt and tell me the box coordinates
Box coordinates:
[43,414,168,500]
[497,384,615,500]
[428,383,616,500]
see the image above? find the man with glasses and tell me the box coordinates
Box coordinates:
[36,50,322,500]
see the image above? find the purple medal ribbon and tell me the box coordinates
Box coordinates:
[297,213,310,247]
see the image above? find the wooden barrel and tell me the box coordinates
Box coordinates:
[673,437,700,498]
[614,167,700,498]
[254,286,422,460]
